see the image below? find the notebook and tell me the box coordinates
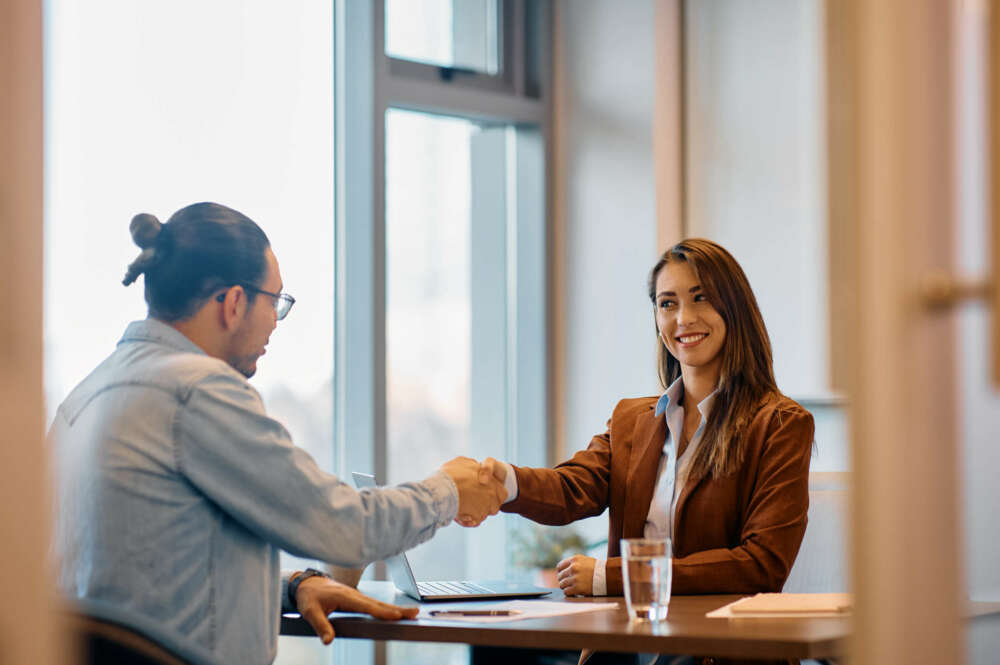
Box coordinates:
[706,593,853,618]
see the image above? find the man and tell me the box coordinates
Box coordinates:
[50,202,506,665]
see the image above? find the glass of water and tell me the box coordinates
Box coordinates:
[621,538,672,621]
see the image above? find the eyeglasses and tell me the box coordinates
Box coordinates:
[216,285,296,320]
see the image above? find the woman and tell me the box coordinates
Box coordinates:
[491,238,814,600]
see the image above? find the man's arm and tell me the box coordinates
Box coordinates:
[176,373,505,567]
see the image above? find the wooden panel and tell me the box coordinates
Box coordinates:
[0,1,62,664]
[826,0,857,395]
[549,0,568,464]
[829,1,964,664]
[991,0,1000,386]
[654,0,685,250]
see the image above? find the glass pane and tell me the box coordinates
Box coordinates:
[386,108,511,665]
[385,107,474,559]
[385,0,500,74]
[44,2,334,664]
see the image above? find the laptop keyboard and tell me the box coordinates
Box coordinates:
[417,580,494,596]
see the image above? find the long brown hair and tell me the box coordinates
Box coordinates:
[648,238,779,479]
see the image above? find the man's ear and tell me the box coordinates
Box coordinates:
[218,286,248,331]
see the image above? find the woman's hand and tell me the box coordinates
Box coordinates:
[556,554,596,596]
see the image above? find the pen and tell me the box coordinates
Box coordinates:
[429,610,523,617]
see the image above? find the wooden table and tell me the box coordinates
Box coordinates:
[280,582,850,661]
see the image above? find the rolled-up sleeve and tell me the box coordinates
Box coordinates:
[175,372,458,567]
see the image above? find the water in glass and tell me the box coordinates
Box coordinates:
[621,539,672,621]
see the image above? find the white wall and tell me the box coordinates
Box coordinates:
[956,0,1000,611]
[557,0,660,461]
[682,0,849,478]
[685,0,829,400]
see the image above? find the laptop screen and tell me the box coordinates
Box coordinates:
[350,472,421,597]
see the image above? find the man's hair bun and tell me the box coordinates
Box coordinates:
[129,213,162,249]
[123,213,165,286]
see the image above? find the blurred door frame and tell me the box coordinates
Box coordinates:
[0,1,62,664]
[829,2,967,663]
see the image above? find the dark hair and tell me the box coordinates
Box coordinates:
[122,202,270,322]
[647,238,779,479]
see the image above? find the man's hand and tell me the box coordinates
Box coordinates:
[294,575,418,645]
[556,554,596,596]
[440,456,507,527]
[480,457,506,485]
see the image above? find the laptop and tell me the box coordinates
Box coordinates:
[351,472,551,602]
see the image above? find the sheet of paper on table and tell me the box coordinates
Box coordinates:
[707,593,853,618]
[419,600,620,623]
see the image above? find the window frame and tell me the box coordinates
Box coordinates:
[332,5,552,663]
[384,0,515,93]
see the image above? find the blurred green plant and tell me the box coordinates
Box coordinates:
[509,523,589,570]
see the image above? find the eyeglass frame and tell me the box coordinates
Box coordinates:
[215,284,296,320]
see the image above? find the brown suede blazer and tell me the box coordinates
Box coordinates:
[502,393,814,597]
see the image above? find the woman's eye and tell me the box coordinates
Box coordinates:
[694,293,707,302]
[658,300,675,309]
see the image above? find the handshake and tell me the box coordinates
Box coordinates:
[439,456,509,527]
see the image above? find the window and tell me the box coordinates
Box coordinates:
[385,0,501,74]
[385,109,477,501]
[382,111,545,664]
[44,2,334,664]
[384,107,544,583]
[337,3,550,664]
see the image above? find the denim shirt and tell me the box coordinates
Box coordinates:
[50,319,458,665]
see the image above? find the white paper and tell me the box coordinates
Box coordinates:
[419,600,620,623]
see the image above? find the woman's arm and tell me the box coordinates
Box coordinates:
[498,430,613,525]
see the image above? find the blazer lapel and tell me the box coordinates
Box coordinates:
[672,471,706,550]
[623,405,667,538]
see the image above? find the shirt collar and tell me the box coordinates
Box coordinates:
[654,375,719,419]
[118,318,208,356]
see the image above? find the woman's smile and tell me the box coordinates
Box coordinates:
[676,332,709,347]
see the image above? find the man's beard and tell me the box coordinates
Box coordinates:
[226,355,259,379]
[227,323,260,378]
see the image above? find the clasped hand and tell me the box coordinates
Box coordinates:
[440,456,508,527]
